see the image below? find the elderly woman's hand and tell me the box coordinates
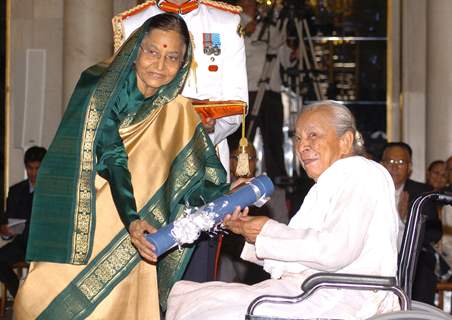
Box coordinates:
[129,219,158,263]
[224,206,270,244]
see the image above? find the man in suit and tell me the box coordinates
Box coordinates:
[381,142,442,305]
[0,146,46,297]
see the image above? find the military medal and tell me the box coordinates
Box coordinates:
[203,33,221,56]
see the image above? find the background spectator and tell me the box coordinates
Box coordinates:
[447,156,452,188]
[426,160,447,191]
[0,146,46,297]
[439,156,452,269]
[381,142,441,305]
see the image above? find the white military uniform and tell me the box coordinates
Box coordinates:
[113,0,248,181]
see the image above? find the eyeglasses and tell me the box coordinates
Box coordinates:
[382,159,409,167]
[139,45,181,66]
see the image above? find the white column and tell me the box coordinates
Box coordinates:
[426,0,452,165]
[63,0,114,107]
[387,0,401,143]
[9,0,64,185]
[401,0,427,181]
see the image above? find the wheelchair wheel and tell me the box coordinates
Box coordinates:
[367,310,451,320]
[411,300,452,319]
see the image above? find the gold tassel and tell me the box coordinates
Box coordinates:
[235,109,250,177]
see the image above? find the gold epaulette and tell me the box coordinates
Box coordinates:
[200,0,242,14]
[112,0,157,51]
[117,0,157,20]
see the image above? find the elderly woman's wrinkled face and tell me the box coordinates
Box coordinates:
[135,28,186,97]
[295,108,352,181]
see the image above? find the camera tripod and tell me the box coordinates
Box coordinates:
[247,14,324,178]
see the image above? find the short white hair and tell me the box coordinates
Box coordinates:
[300,100,365,155]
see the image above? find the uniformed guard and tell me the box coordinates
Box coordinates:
[112,0,248,288]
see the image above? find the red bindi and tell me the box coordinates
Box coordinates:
[163,44,167,48]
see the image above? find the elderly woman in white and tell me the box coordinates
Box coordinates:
[166,100,400,319]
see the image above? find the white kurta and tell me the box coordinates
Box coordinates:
[166,156,400,319]
[115,1,248,180]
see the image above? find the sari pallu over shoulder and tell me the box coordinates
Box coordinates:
[23,14,228,317]
[27,15,190,265]
[26,32,142,266]
[34,116,227,319]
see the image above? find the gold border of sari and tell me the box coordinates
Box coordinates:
[70,32,140,264]
[19,15,225,319]
[16,95,226,319]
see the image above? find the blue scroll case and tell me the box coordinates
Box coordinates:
[146,175,275,257]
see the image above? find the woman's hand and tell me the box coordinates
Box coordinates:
[129,219,158,263]
[230,177,251,191]
[203,117,216,133]
[224,206,270,244]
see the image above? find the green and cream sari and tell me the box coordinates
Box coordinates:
[14,16,227,320]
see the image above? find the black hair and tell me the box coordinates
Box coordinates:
[383,142,413,159]
[24,146,47,165]
[427,160,445,172]
[145,13,191,62]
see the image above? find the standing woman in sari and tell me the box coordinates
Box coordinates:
[14,13,228,319]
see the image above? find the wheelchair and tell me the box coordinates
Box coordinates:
[246,192,452,320]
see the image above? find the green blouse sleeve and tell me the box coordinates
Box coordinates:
[95,107,140,228]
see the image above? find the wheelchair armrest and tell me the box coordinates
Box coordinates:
[301,272,396,292]
[247,273,407,317]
